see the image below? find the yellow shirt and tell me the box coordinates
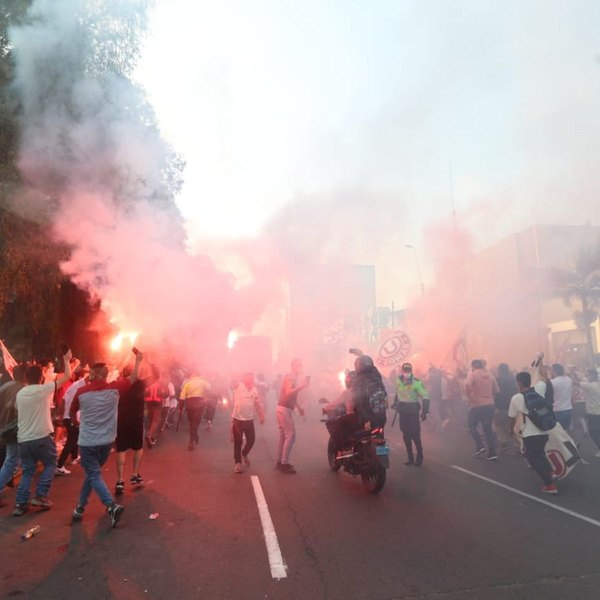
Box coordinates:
[179,376,211,399]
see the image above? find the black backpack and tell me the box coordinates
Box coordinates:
[523,388,556,431]
[365,378,388,419]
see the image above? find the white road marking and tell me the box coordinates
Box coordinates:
[250,475,288,579]
[451,465,600,529]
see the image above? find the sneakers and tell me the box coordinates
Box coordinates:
[474,448,486,457]
[55,466,71,475]
[487,455,499,461]
[31,496,53,509]
[106,503,125,528]
[130,474,144,486]
[115,480,125,496]
[12,504,28,517]
[242,455,251,467]
[72,505,85,520]
[71,457,81,465]
[206,420,212,430]
[279,463,297,475]
[540,484,559,495]
[145,435,155,449]
[234,462,243,474]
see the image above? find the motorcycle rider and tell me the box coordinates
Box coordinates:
[351,352,388,431]
[323,371,359,458]
[393,362,429,466]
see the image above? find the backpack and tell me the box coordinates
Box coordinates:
[523,388,556,431]
[365,378,388,419]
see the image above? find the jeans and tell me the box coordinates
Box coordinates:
[587,414,600,451]
[468,405,497,457]
[555,409,573,431]
[57,418,79,468]
[0,442,19,492]
[400,412,423,461]
[276,406,296,465]
[16,436,57,505]
[232,419,256,463]
[186,398,206,445]
[78,444,114,508]
[523,434,552,485]
[146,401,163,441]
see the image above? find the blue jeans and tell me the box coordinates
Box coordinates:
[276,406,296,465]
[16,436,57,505]
[0,442,20,493]
[555,410,573,431]
[78,444,114,508]
[468,405,497,457]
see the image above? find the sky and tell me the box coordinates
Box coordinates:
[134,0,600,305]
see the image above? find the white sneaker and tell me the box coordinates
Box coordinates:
[234,462,243,474]
[71,457,81,465]
[55,466,71,475]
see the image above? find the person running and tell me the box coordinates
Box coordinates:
[509,371,557,494]
[13,351,72,516]
[465,359,499,461]
[276,359,309,474]
[231,373,265,473]
[70,350,143,527]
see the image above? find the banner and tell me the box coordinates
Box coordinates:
[0,339,18,378]
[375,330,411,368]
[545,423,580,479]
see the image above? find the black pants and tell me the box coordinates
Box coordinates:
[523,434,552,485]
[326,413,360,450]
[232,418,255,463]
[57,418,79,468]
[399,412,422,461]
[587,414,600,451]
[186,398,206,444]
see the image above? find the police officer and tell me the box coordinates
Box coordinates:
[394,363,429,466]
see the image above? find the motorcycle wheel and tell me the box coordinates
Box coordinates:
[361,464,386,493]
[327,438,341,472]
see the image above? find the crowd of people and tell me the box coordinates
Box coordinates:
[385,356,600,495]
[0,350,316,526]
[1,343,599,526]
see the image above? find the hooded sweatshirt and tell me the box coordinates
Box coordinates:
[465,369,499,408]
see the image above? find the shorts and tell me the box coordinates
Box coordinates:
[116,420,144,452]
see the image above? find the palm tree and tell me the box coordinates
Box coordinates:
[549,245,600,365]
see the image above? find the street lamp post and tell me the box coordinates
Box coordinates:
[404,245,425,296]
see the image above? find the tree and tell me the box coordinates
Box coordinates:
[549,244,600,365]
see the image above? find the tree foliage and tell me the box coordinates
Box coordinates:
[548,242,600,364]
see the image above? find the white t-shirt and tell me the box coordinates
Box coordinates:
[581,382,600,416]
[508,392,546,438]
[232,384,259,421]
[62,378,87,418]
[551,375,573,412]
[16,382,56,443]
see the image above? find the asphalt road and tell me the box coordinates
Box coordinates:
[2,405,600,600]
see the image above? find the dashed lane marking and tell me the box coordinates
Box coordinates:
[250,475,288,579]
[451,465,600,529]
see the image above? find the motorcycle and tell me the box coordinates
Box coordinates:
[320,400,390,494]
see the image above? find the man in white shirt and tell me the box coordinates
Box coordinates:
[508,371,557,495]
[579,369,600,456]
[13,351,72,516]
[231,373,264,473]
[550,363,573,430]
